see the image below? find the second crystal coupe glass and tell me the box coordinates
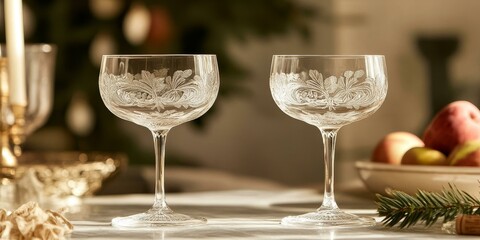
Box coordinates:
[270,55,388,227]
[99,55,219,228]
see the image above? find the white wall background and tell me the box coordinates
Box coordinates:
[135,0,480,186]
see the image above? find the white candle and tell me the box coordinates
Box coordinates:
[4,0,26,106]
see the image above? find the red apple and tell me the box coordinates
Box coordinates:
[401,147,448,165]
[448,140,480,166]
[372,131,425,165]
[423,101,480,155]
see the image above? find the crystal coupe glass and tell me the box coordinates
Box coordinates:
[270,55,388,228]
[99,55,219,228]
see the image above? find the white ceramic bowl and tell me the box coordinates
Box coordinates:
[355,161,480,197]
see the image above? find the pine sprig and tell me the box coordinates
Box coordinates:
[376,184,480,228]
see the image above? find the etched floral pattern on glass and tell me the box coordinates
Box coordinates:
[100,68,218,130]
[271,69,386,127]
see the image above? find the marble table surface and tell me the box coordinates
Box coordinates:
[64,184,472,240]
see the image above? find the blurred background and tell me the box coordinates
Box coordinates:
[1,0,480,191]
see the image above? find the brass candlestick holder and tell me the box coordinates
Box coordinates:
[0,57,17,208]
[0,44,56,202]
[0,57,18,180]
[10,104,26,157]
[2,104,27,175]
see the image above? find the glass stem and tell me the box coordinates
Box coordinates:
[151,129,170,210]
[318,127,340,211]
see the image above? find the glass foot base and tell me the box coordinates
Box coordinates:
[281,209,375,228]
[112,210,206,229]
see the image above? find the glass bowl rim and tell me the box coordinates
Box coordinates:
[272,54,385,58]
[1,43,57,53]
[102,54,217,58]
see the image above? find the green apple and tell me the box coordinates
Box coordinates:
[401,147,448,166]
[448,140,480,166]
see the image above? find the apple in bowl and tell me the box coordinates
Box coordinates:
[371,101,480,167]
[423,101,480,156]
[371,131,425,165]
[447,140,480,166]
[400,147,448,165]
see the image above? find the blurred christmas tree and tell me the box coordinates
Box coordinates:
[2,0,315,164]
